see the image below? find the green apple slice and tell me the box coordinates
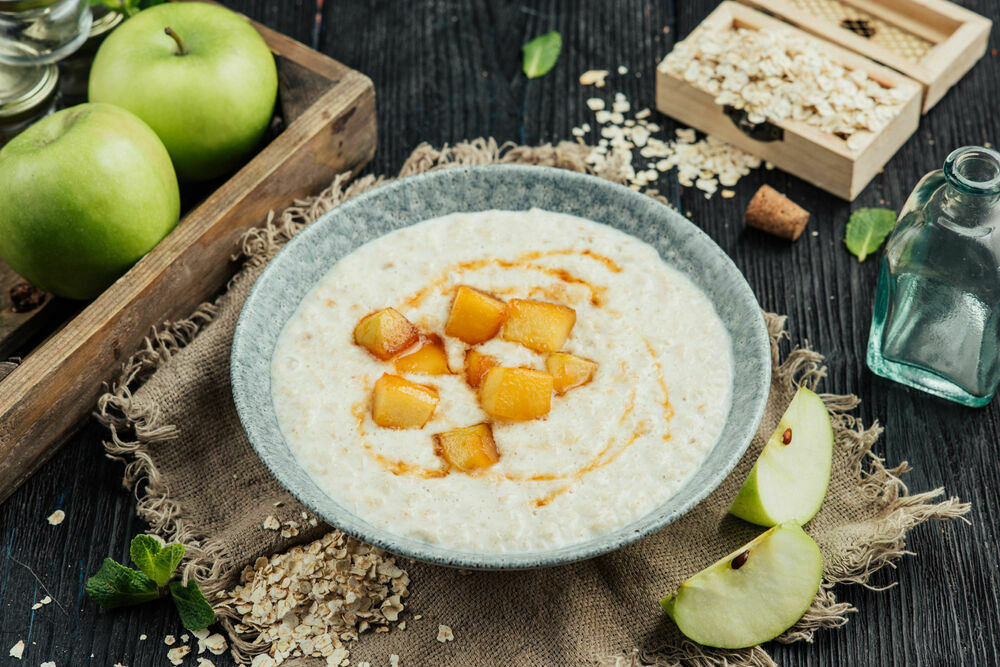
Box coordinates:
[661,522,822,649]
[728,387,833,527]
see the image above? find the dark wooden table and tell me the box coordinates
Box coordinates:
[2,1,998,665]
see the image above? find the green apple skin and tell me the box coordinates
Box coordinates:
[0,103,180,300]
[660,522,822,649]
[88,2,277,182]
[728,387,834,527]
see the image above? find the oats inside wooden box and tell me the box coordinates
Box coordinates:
[658,25,909,148]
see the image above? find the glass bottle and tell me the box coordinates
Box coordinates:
[867,146,1000,407]
[0,0,92,66]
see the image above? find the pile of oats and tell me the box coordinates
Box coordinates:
[219,531,409,667]
[659,27,909,147]
[574,91,769,198]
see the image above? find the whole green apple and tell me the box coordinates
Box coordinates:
[88,3,278,182]
[0,103,180,300]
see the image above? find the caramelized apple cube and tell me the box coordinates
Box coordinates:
[546,353,598,394]
[433,423,500,471]
[444,285,506,344]
[479,367,553,421]
[354,308,419,360]
[501,299,576,352]
[394,334,451,375]
[372,374,439,428]
[464,349,499,388]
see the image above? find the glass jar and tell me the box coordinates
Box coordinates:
[58,6,123,104]
[0,0,92,65]
[867,146,1000,407]
[0,59,58,146]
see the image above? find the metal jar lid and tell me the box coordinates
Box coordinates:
[0,60,58,123]
[81,7,123,53]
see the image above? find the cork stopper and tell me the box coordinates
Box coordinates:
[744,185,810,240]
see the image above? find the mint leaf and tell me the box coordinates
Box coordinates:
[130,535,185,587]
[85,558,159,609]
[522,31,562,79]
[170,580,215,631]
[845,207,896,262]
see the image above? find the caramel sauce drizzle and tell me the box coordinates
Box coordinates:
[345,248,677,507]
[400,248,618,310]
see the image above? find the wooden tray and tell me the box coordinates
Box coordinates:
[656,1,924,200]
[0,6,376,504]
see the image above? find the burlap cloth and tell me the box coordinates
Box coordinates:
[96,139,969,666]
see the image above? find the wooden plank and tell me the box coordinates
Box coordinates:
[0,12,377,505]
[3,0,1000,665]
[656,1,922,200]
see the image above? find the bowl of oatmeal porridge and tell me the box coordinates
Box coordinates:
[231,165,770,569]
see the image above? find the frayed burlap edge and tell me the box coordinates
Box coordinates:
[94,138,970,666]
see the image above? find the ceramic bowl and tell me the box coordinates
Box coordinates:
[231,164,770,569]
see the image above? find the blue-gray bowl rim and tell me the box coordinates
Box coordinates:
[231,163,771,570]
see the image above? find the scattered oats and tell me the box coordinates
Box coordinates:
[40,662,55,667]
[585,98,604,112]
[595,110,612,124]
[31,602,43,610]
[659,26,907,141]
[390,655,400,667]
[571,127,585,138]
[617,65,628,75]
[164,635,176,646]
[9,641,24,659]
[811,230,819,237]
[196,660,215,667]
[398,621,406,630]
[181,634,189,643]
[721,189,735,199]
[218,532,409,665]
[202,634,227,656]
[765,161,775,170]
[414,614,422,620]
[140,634,147,641]
[40,595,51,605]
[436,625,454,643]
[263,515,280,531]
[985,141,992,148]
[635,108,651,120]
[579,69,609,86]
[251,655,276,667]
[192,629,209,641]
[273,501,284,507]
[309,517,319,527]
[46,510,65,526]
[167,646,191,665]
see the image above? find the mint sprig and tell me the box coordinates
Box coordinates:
[844,207,896,262]
[522,31,562,79]
[85,535,214,631]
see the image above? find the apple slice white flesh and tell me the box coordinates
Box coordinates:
[660,522,822,649]
[728,387,834,527]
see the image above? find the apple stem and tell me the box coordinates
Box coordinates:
[164,27,186,56]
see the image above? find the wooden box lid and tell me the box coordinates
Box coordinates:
[739,0,992,112]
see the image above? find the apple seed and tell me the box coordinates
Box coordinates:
[781,428,792,445]
[731,550,749,569]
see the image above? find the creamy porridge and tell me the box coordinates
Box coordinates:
[271,209,733,553]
